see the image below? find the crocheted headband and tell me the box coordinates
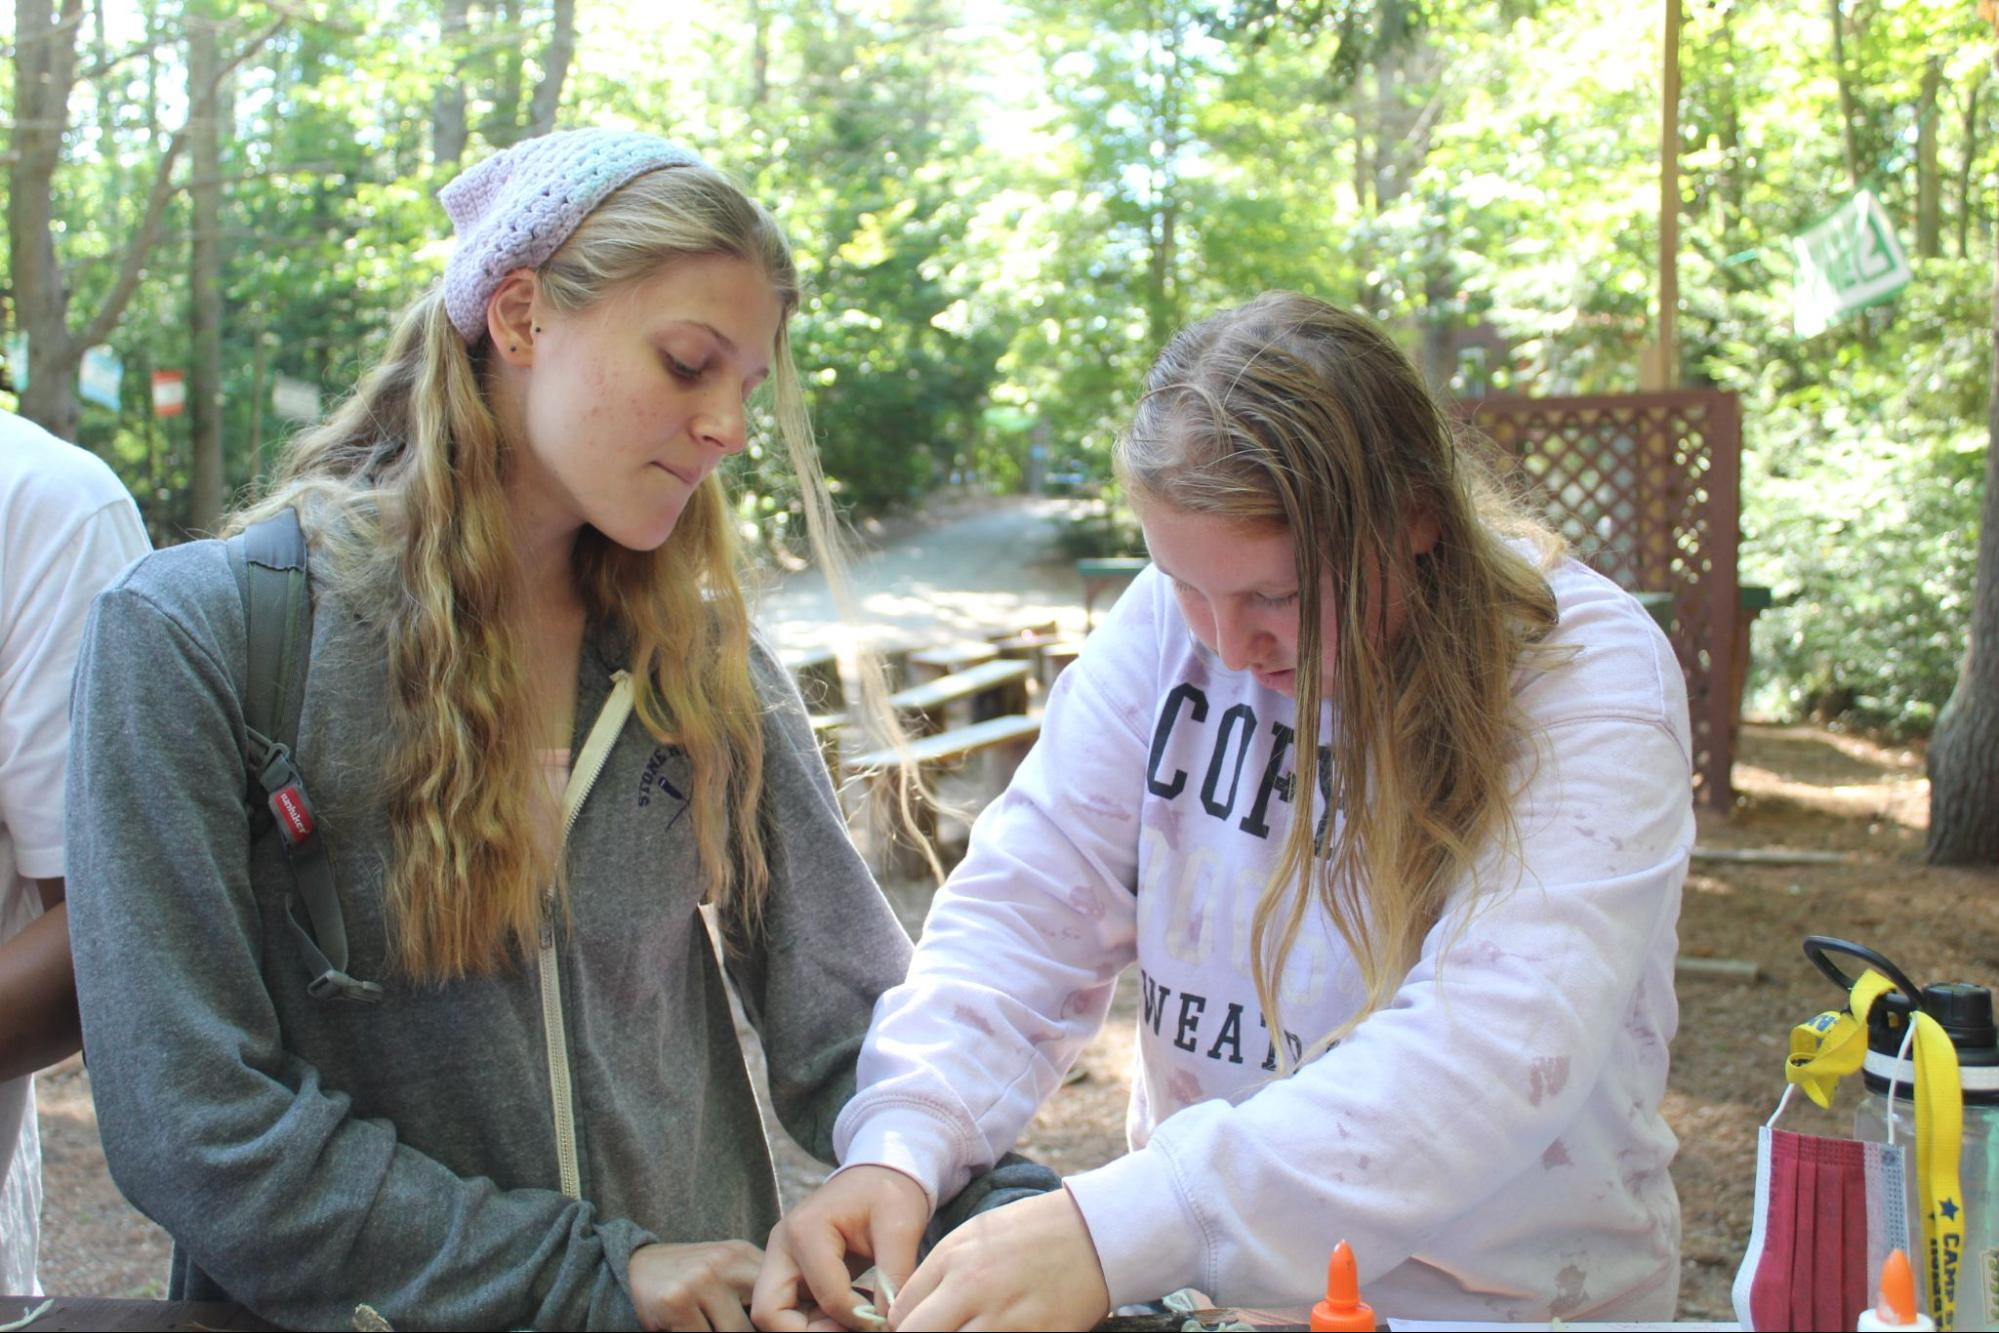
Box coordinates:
[438,129,710,342]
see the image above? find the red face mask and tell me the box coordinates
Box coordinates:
[1734,1087,1914,1331]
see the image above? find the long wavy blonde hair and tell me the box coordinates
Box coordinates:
[234,162,860,982]
[1117,292,1564,1064]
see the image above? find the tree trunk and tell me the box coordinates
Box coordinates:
[1421,261,1454,392]
[1829,0,1862,191]
[188,12,227,535]
[485,0,528,146]
[748,0,769,107]
[1352,117,1370,215]
[7,0,282,442]
[526,0,575,137]
[1926,216,1999,865]
[247,323,271,487]
[433,0,470,167]
[11,0,88,439]
[1960,75,1984,260]
[1716,2,1742,236]
[92,0,118,237]
[1145,3,1185,353]
[1916,56,1942,258]
[1372,27,1405,207]
[144,0,160,152]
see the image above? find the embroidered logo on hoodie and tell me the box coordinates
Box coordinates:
[637,746,690,831]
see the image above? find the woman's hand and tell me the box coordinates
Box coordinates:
[751,1165,930,1331]
[629,1239,763,1331]
[888,1187,1110,1331]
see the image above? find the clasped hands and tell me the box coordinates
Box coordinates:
[744,1164,1113,1332]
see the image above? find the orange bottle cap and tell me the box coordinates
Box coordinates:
[1878,1248,1918,1326]
[1309,1240,1377,1333]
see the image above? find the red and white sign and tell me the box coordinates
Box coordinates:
[152,369,185,417]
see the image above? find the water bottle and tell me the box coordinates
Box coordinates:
[1809,939,1999,1331]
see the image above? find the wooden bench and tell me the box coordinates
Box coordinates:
[987,620,1060,645]
[1076,557,1149,631]
[781,648,844,714]
[876,643,917,691]
[1040,638,1083,689]
[987,622,1062,682]
[908,641,999,682]
[888,658,1032,736]
[0,1295,277,1330]
[1634,584,1773,748]
[845,713,1043,775]
[808,711,846,776]
[843,713,1043,876]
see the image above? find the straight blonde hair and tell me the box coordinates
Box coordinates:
[235,162,883,981]
[1117,292,1564,1065]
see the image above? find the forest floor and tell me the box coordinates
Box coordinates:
[31,496,1999,1322]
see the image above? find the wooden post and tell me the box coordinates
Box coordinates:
[1644,0,1682,391]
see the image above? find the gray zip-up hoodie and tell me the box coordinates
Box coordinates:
[64,538,912,1330]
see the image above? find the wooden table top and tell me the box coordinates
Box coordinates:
[0,1296,278,1331]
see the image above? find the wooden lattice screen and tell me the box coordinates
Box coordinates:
[1462,391,1744,810]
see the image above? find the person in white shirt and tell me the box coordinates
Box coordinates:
[0,410,150,1295]
[754,292,1693,1331]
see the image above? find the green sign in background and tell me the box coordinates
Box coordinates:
[1792,189,1913,336]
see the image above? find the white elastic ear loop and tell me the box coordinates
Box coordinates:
[1885,1017,1917,1145]
[1767,1082,1797,1128]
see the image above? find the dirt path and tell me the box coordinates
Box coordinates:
[752,492,1096,655]
[32,498,1999,1321]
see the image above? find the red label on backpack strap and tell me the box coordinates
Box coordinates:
[270,784,314,845]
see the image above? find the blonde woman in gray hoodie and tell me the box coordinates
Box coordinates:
[65,130,912,1332]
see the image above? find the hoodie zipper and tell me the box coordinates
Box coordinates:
[539,669,633,1200]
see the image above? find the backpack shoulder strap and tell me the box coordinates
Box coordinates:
[235,507,311,765]
[226,509,383,1004]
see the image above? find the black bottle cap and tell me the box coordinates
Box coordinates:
[1922,982,1997,1058]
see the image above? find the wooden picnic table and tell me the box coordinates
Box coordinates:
[1635,583,1773,747]
[908,641,1000,681]
[1076,556,1149,631]
[0,1295,277,1331]
[845,710,1043,878]
[0,1293,1311,1331]
[887,658,1032,735]
[780,647,844,714]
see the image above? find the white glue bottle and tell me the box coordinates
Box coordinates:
[1859,1249,1936,1332]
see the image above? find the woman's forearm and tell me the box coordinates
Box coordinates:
[0,901,82,1082]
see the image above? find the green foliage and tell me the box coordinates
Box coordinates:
[4,0,1993,735]
[1052,490,1145,561]
[1722,257,1989,734]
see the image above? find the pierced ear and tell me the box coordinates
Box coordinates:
[1408,505,1443,558]
[486,269,540,367]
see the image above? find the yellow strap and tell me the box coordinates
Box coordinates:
[1784,968,1897,1107]
[1781,968,1965,1329]
[1910,1010,1963,1330]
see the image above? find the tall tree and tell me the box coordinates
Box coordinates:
[526,0,576,136]
[433,0,471,167]
[1829,0,1864,190]
[1917,55,1943,257]
[1141,0,1193,352]
[1925,45,1999,865]
[188,7,227,533]
[475,0,577,146]
[7,1,281,441]
[1958,71,1986,259]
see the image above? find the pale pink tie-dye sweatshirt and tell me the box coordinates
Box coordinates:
[836,557,1692,1323]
